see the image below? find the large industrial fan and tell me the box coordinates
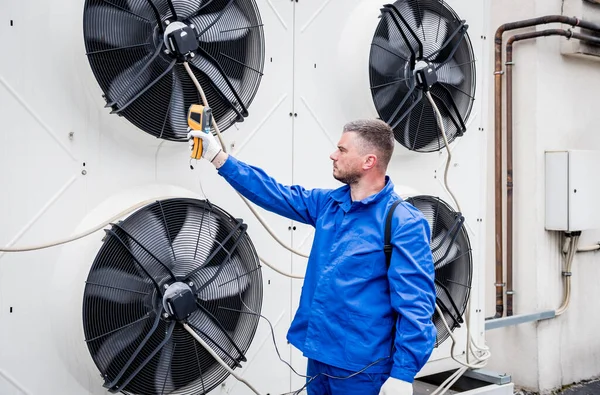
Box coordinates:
[406,195,472,346]
[370,0,476,152]
[83,198,262,394]
[83,0,265,140]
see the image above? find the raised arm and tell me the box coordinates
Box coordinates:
[185,126,326,225]
[216,153,324,226]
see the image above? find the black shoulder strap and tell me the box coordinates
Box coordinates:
[384,200,402,268]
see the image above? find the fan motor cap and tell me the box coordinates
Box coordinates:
[414,60,438,91]
[163,21,199,58]
[162,282,196,321]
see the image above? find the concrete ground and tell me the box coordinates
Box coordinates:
[514,379,600,395]
[558,379,600,395]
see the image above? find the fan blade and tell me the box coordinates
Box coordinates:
[195,297,246,365]
[86,268,152,303]
[418,201,438,236]
[435,83,468,132]
[386,3,423,60]
[107,223,175,285]
[434,58,464,86]
[119,209,178,276]
[172,0,203,20]
[370,36,409,78]
[123,0,158,21]
[107,46,161,107]
[85,5,152,47]
[154,339,175,394]
[390,89,422,129]
[373,82,408,112]
[187,56,246,124]
[381,6,418,68]
[190,6,251,43]
[384,11,412,59]
[421,10,449,58]
[115,322,176,393]
[401,2,423,41]
[187,313,242,369]
[193,255,250,301]
[399,112,412,149]
[191,207,221,264]
[435,294,462,327]
[430,91,461,135]
[171,204,221,278]
[430,20,467,66]
[168,67,187,140]
[92,317,148,374]
[188,54,242,111]
[409,0,424,27]
[180,208,239,281]
[432,230,460,270]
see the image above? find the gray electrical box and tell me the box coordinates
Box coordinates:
[545,150,600,231]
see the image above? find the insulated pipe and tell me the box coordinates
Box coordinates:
[493,15,600,319]
[486,232,581,330]
[578,243,600,252]
[503,29,600,316]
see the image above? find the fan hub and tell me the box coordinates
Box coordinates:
[162,282,196,321]
[163,21,199,60]
[414,60,438,91]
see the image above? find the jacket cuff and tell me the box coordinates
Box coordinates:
[390,366,416,383]
[216,155,235,176]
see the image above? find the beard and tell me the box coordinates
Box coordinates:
[333,167,361,185]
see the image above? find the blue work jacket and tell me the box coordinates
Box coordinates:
[218,156,436,382]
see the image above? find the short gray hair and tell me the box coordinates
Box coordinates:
[343,119,395,169]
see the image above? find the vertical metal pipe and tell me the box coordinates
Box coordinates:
[494,28,505,319]
[492,16,600,320]
[505,42,514,316]
[503,28,600,317]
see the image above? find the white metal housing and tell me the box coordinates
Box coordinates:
[545,150,600,231]
[0,0,489,394]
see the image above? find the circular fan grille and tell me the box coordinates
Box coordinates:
[83,198,262,395]
[83,0,265,141]
[369,0,476,152]
[406,195,472,346]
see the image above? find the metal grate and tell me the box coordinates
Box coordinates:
[83,198,262,395]
[406,195,472,346]
[369,0,476,152]
[83,0,265,141]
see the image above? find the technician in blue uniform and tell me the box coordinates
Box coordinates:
[188,119,436,395]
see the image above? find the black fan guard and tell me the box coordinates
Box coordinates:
[83,0,265,141]
[369,0,476,153]
[406,195,472,346]
[83,198,262,395]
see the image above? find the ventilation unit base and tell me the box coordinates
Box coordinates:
[561,0,600,61]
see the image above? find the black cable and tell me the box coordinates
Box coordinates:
[219,304,390,395]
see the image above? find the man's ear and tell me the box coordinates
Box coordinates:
[363,154,378,170]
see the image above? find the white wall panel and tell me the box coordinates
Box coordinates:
[0,0,493,393]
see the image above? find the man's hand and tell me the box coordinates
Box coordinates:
[379,377,413,395]
[187,129,222,162]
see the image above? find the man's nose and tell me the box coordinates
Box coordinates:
[330,151,337,161]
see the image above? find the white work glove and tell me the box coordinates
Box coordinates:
[187,129,222,162]
[379,377,413,395]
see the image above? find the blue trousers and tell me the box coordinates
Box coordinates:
[306,359,389,395]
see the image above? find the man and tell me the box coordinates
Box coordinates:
[188,119,436,395]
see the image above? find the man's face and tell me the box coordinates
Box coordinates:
[329,132,366,185]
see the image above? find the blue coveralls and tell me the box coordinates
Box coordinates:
[218,156,436,394]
